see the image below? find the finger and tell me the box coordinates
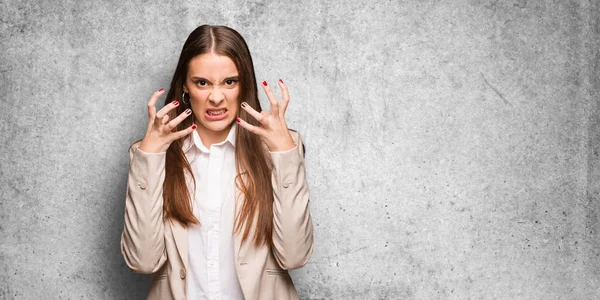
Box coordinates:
[169,123,197,142]
[155,99,180,128]
[261,81,279,115]
[240,102,266,124]
[236,117,267,136]
[277,79,290,117]
[161,114,170,126]
[163,108,193,133]
[147,88,165,119]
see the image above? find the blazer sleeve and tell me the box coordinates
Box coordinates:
[270,130,314,270]
[120,141,168,274]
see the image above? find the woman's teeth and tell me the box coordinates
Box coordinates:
[208,109,226,115]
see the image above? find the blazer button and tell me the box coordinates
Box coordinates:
[282,180,292,188]
[180,268,186,279]
[137,181,147,190]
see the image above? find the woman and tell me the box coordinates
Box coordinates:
[120,24,313,300]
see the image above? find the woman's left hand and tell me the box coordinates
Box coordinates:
[236,79,296,152]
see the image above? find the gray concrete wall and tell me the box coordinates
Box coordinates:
[1,0,598,299]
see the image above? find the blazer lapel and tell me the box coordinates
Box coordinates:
[170,218,188,270]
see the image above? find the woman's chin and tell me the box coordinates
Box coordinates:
[201,119,234,133]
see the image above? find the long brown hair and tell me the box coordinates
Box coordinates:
[152,25,273,247]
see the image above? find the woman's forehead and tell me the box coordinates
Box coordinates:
[188,53,238,79]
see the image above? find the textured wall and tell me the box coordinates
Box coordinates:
[1,0,599,299]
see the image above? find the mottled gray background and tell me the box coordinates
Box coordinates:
[1,0,599,299]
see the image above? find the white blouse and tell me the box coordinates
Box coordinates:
[183,122,244,300]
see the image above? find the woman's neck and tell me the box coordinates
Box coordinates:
[196,125,232,149]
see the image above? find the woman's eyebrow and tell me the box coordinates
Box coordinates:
[191,76,210,82]
[191,75,239,83]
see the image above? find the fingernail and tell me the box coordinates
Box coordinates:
[241,102,247,108]
[185,108,191,114]
[262,81,267,87]
[172,100,179,106]
[191,124,197,130]
[236,117,241,123]
[158,88,164,93]
[278,79,284,84]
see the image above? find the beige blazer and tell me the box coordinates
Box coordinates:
[120,130,313,300]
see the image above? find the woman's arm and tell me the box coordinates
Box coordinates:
[270,130,314,270]
[120,141,168,274]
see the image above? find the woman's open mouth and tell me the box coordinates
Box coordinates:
[205,108,228,121]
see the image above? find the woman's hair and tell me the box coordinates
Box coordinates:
[159,25,274,247]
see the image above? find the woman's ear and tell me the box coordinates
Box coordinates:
[183,84,189,93]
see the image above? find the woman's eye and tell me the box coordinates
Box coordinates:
[225,79,237,85]
[196,80,207,86]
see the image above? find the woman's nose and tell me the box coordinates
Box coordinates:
[208,89,225,104]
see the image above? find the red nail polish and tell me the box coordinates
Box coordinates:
[236,117,241,123]
[173,101,179,106]
[158,88,164,92]
[262,81,267,86]
[278,79,284,84]
[191,124,197,129]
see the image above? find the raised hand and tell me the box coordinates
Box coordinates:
[139,88,196,153]
[236,80,296,152]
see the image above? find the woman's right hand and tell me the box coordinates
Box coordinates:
[138,88,196,153]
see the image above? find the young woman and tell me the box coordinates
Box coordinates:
[120,24,313,300]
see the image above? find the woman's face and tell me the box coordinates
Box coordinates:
[183,52,240,143]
